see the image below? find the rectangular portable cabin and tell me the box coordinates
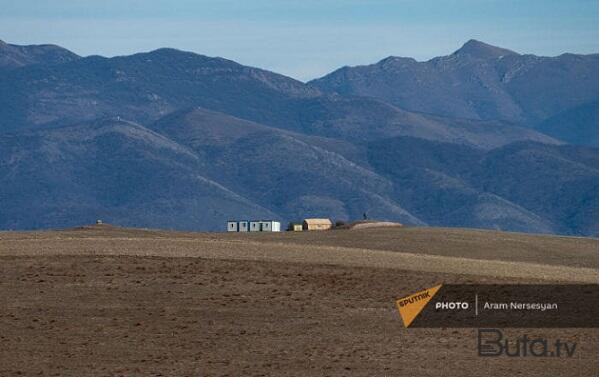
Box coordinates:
[260,221,272,231]
[259,221,281,232]
[249,221,261,232]
[227,221,239,232]
[303,218,333,231]
[290,223,303,232]
[239,221,249,232]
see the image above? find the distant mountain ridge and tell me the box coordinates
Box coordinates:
[1,39,598,235]
[310,39,599,127]
[0,47,320,133]
[0,39,79,70]
[0,44,557,149]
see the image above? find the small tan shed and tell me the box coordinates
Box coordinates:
[302,218,332,231]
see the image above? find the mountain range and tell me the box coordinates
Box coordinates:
[1,39,598,235]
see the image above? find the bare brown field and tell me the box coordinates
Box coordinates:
[1,225,598,376]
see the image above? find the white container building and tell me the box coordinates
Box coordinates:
[227,221,238,232]
[227,220,281,232]
[260,220,281,232]
[249,221,261,232]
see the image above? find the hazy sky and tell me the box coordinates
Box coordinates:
[1,0,598,81]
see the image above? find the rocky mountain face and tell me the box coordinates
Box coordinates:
[1,40,598,235]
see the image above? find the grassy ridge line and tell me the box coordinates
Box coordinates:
[1,236,598,283]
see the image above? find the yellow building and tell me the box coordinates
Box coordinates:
[302,218,333,231]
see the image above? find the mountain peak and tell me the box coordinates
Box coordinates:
[0,40,80,70]
[378,56,418,66]
[453,39,518,59]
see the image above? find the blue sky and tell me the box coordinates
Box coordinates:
[1,0,598,81]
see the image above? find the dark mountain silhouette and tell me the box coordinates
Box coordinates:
[1,39,598,235]
[310,40,599,128]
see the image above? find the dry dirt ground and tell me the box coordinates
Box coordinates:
[0,225,598,376]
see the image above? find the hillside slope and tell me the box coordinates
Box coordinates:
[536,101,599,147]
[149,107,422,225]
[367,137,599,236]
[0,118,277,230]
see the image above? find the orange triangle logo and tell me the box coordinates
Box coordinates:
[396,284,442,328]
